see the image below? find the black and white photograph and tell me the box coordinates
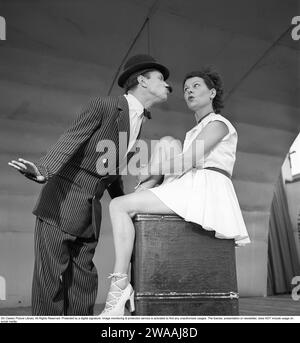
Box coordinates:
[0,0,300,324]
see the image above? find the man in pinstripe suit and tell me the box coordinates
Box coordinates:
[8,54,172,315]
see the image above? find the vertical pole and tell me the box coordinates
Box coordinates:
[0,276,6,300]
[0,16,6,41]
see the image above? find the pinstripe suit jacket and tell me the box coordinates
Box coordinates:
[32,95,141,238]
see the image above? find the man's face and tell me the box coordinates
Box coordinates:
[143,70,171,103]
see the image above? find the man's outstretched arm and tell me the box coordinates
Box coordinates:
[8,97,104,183]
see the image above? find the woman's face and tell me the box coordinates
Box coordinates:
[183,77,213,111]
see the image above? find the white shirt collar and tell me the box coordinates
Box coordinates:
[124,93,144,117]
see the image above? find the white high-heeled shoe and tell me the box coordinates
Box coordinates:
[99,273,135,316]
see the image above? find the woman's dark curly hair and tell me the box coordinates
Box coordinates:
[183,67,224,113]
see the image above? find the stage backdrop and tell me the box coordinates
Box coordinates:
[0,0,299,307]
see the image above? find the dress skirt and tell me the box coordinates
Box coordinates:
[149,168,250,246]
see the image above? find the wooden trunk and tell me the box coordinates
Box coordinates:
[131,214,239,316]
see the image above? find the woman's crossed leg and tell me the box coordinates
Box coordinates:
[100,136,182,315]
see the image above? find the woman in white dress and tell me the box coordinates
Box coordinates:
[99,67,250,316]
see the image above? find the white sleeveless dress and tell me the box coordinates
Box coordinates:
[149,113,250,246]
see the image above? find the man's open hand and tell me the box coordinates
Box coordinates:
[8,158,46,183]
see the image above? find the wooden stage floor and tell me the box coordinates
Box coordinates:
[0,296,299,316]
[239,295,299,316]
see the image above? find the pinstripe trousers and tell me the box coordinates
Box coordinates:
[32,218,98,316]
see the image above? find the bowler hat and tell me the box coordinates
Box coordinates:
[118,54,169,88]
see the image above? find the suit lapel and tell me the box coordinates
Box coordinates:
[116,95,130,151]
[128,117,143,153]
[111,96,147,175]
[125,117,145,167]
[106,96,130,175]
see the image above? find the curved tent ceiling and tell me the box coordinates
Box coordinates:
[0,0,299,304]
